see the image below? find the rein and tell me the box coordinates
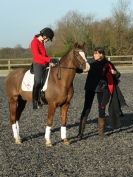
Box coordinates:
[56,61,76,80]
[56,50,86,80]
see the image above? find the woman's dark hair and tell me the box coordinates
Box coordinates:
[94,47,105,56]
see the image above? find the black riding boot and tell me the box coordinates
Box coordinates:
[77,108,91,139]
[37,90,43,107]
[77,116,88,139]
[32,85,40,109]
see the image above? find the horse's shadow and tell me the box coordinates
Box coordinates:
[106,113,133,136]
[68,113,133,144]
[22,119,96,143]
[22,113,133,144]
[22,131,45,142]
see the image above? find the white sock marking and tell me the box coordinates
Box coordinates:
[12,123,19,139]
[45,126,51,140]
[16,121,19,135]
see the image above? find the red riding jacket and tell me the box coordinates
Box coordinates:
[30,36,51,65]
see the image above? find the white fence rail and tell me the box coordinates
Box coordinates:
[0,56,133,71]
[0,58,32,70]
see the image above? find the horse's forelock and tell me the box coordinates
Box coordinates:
[74,42,86,50]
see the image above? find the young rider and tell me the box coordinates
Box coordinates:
[30,27,54,109]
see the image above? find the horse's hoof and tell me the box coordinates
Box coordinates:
[15,138,22,144]
[63,138,70,145]
[77,134,83,140]
[46,140,52,147]
[98,131,104,137]
[98,134,104,141]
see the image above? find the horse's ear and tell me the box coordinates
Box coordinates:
[74,42,86,49]
[74,42,79,48]
[82,42,86,48]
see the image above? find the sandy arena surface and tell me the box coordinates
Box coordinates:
[0,73,133,177]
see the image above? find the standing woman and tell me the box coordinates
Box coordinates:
[30,27,54,109]
[94,49,121,136]
[78,47,107,138]
[78,47,124,139]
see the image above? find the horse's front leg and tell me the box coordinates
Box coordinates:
[60,103,70,145]
[9,97,21,144]
[45,103,56,147]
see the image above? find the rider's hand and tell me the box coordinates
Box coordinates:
[49,62,55,67]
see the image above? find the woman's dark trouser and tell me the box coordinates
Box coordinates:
[32,63,46,105]
[78,90,95,136]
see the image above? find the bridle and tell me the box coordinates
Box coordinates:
[56,49,86,79]
[73,49,87,69]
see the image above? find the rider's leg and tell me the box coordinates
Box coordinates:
[32,63,44,109]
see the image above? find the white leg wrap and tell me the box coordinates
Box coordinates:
[16,121,19,135]
[61,126,66,139]
[45,126,51,140]
[12,123,19,139]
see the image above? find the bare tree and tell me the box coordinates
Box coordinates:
[50,11,94,56]
[112,0,132,54]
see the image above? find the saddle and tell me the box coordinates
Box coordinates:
[21,66,51,92]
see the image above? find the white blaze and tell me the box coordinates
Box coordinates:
[79,51,87,62]
[79,51,90,72]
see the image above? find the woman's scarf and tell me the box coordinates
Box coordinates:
[104,63,114,94]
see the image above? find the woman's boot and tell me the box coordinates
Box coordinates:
[98,117,105,137]
[77,116,87,139]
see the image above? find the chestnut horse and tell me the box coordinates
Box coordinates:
[5,42,90,146]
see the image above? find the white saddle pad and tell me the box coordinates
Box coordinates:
[21,67,51,92]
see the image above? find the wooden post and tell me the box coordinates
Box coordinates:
[8,59,11,71]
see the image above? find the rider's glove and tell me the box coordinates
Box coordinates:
[49,62,55,67]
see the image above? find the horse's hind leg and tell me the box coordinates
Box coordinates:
[8,96,21,144]
[60,103,70,145]
[9,95,26,144]
[16,95,27,121]
[15,95,27,142]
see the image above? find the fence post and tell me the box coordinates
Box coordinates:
[8,59,11,71]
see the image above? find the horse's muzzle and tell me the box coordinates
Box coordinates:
[83,63,90,72]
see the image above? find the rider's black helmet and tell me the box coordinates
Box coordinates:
[40,27,54,41]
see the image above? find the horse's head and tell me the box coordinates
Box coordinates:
[73,42,90,73]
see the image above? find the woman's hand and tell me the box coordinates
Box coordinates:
[111,69,116,74]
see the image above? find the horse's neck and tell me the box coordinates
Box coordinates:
[59,51,76,87]
[60,50,74,68]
